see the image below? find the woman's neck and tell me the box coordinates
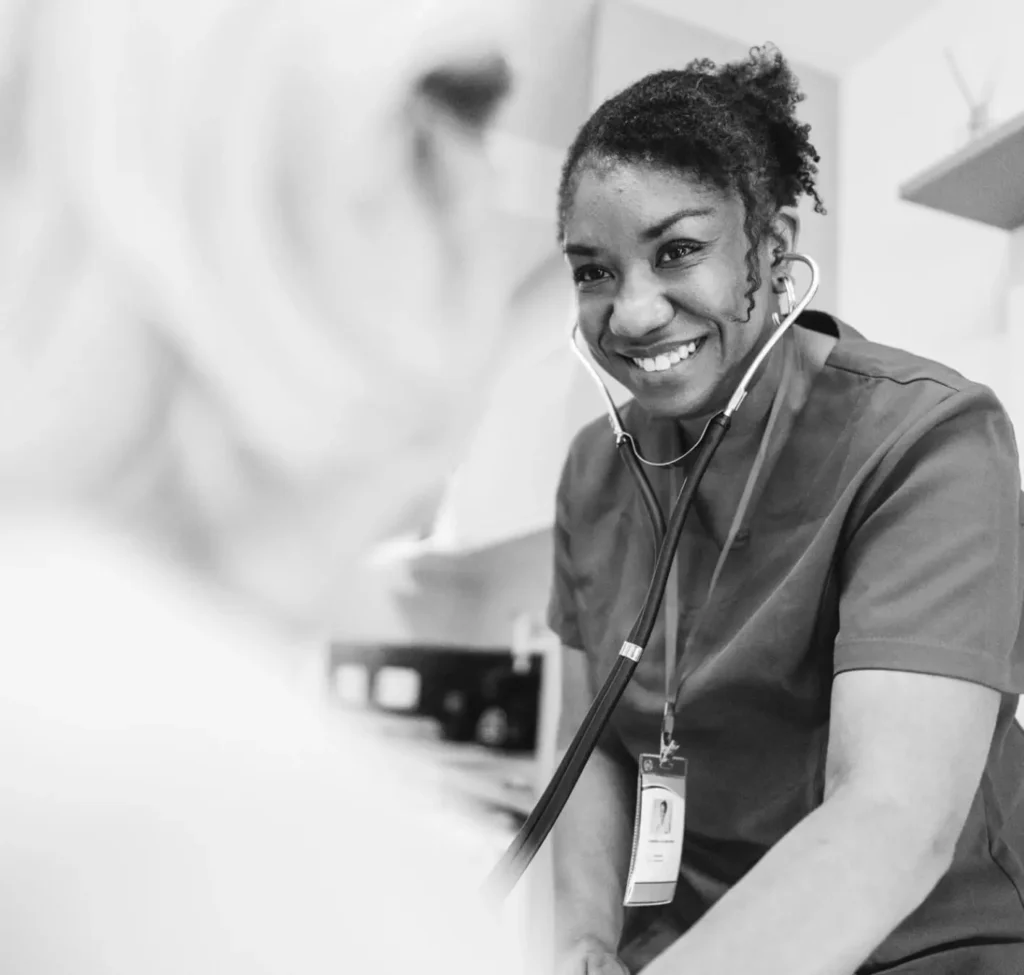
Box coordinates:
[677,331,790,450]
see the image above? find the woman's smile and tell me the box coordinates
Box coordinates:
[620,334,709,378]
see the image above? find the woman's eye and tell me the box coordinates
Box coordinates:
[573,265,608,286]
[658,241,701,265]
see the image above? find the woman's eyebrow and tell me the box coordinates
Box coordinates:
[640,205,716,241]
[563,205,717,255]
[563,243,599,257]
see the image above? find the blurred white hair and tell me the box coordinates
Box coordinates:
[0,0,520,624]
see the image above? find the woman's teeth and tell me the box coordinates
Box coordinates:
[631,339,702,373]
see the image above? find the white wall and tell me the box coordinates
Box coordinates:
[626,0,943,77]
[838,0,1024,443]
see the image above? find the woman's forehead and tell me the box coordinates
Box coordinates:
[565,162,736,243]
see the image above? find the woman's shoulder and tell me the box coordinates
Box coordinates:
[809,313,1011,437]
[560,408,630,493]
[804,314,1019,498]
[823,314,994,404]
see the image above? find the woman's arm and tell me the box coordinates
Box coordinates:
[552,646,636,960]
[638,668,1000,975]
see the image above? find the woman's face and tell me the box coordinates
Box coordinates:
[564,161,788,420]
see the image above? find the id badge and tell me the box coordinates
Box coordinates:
[623,753,687,907]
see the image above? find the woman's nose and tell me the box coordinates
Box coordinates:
[610,275,673,341]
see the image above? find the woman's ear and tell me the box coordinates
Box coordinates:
[769,208,801,266]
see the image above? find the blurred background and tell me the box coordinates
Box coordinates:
[321,0,1024,947]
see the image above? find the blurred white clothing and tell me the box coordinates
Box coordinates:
[0,512,521,975]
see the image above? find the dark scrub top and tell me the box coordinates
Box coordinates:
[547,311,1024,974]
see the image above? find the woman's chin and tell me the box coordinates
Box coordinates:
[631,386,713,421]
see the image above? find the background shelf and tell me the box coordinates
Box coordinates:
[899,110,1024,231]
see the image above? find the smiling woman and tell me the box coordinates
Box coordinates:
[566,169,773,422]
[558,49,824,430]
[549,45,1024,975]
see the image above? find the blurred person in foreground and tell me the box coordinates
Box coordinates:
[0,0,531,971]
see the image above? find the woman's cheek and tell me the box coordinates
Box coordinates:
[579,300,610,356]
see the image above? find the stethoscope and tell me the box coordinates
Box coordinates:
[569,254,817,539]
[485,253,820,902]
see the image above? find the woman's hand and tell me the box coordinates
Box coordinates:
[557,936,630,975]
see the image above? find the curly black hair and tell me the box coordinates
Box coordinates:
[557,44,826,321]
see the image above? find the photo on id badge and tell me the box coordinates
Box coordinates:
[651,796,674,836]
[643,786,683,848]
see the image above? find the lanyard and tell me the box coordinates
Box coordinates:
[660,333,802,759]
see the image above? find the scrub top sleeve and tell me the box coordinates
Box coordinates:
[547,450,585,652]
[547,438,638,770]
[835,386,1024,694]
